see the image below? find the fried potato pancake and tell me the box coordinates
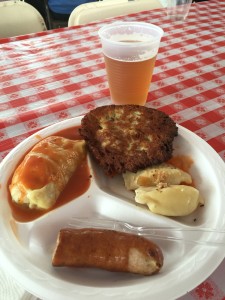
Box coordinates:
[79,105,178,176]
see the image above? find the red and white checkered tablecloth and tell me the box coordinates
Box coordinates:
[0,0,225,299]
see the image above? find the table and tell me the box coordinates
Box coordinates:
[0,0,225,299]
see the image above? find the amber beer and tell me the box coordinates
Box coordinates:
[98,22,164,105]
[104,54,156,105]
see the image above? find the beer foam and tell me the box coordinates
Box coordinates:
[110,34,155,43]
[103,33,160,61]
[139,49,158,61]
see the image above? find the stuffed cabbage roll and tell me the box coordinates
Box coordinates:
[9,136,86,210]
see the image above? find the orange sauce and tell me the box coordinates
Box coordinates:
[56,126,82,140]
[18,155,54,189]
[8,125,91,222]
[167,155,193,173]
[167,155,195,187]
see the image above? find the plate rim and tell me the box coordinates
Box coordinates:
[0,116,225,300]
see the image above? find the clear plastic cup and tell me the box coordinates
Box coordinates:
[167,0,192,21]
[98,22,164,105]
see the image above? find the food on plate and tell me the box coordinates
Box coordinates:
[52,228,163,275]
[123,163,192,190]
[79,104,178,176]
[9,136,86,210]
[122,162,203,216]
[135,185,202,216]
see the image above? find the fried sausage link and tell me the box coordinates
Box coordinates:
[52,228,163,275]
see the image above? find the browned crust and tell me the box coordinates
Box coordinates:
[52,228,163,275]
[79,105,178,176]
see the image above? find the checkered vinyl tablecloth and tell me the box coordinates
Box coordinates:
[0,0,225,299]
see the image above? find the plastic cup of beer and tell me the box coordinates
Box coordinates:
[98,22,164,105]
[167,0,192,21]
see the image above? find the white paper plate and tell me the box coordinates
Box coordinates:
[0,116,225,300]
